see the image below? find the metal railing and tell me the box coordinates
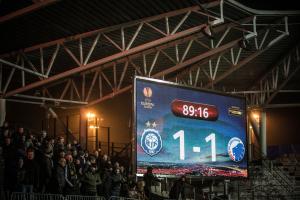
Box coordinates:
[108,197,138,200]
[11,192,64,200]
[66,195,106,200]
[9,193,139,200]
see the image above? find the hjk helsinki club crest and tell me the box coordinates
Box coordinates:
[141,121,162,156]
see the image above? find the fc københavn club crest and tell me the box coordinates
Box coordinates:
[227,137,245,162]
[141,127,162,156]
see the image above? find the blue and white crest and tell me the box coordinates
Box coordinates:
[141,129,162,156]
[228,137,245,162]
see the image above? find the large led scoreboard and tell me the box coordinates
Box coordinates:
[134,76,248,178]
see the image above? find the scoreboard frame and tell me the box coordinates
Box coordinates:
[133,76,249,179]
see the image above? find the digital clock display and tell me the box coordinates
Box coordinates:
[135,76,247,178]
[171,99,218,121]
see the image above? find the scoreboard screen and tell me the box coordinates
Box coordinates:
[134,76,248,178]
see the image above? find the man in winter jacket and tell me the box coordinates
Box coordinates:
[21,148,40,193]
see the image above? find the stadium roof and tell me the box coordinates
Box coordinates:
[0,0,300,109]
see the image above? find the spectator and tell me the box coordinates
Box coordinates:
[51,157,66,194]
[81,158,102,196]
[78,150,86,169]
[40,144,53,193]
[0,122,139,199]
[102,165,113,199]
[71,146,78,159]
[143,166,160,199]
[100,154,110,170]
[21,148,40,193]
[54,136,65,156]
[137,181,147,200]
[169,175,187,200]
[72,140,82,151]
[111,167,124,197]
[3,137,17,194]
[0,121,11,144]
[94,150,101,168]
[65,154,80,195]
[128,183,138,199]
[14,127,25,145]
[16,158,25,192]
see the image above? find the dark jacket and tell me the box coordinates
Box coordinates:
[111,173,123,196]
[169,179,187,199]
[81,169,101,193]
[143,172,160,198]
[2,144,17,190]
[102,170,112,198]
[40,154,53,186]
[143,172,160,189]
[21,159,40,189]
[53,164,66,194]
[65,162,80,195]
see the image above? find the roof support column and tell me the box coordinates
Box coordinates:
[260,110,267,158]
[0,98,5,126]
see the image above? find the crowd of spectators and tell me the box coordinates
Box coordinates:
[0,121,149,199]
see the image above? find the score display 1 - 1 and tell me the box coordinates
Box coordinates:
[173,130,217,162]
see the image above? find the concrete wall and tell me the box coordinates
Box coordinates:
[266,107,300,145]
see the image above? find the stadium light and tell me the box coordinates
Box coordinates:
[89,125,99,129]
[86,112,95,119]
[252,112,260,122]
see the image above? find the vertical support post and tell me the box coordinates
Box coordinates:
[0,99,6,126]
[224,179,229,199]
[86,119,88,150]
[209,181,214,200]
[237,182,240,200]
[80,109,87,149]
[260,111,267,158]
[66,115,69,143]
[79,114,82,144]
[53,118,56,138]
[95,117,99,149]
[112,142,114,157]
[247,114,252,162]
[108,127,111,156]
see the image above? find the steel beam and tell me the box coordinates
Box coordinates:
[265,64,300,104]
[247,45,299,90]
[0,0,58,23]
[0,58,47,78]
[6,99,44,105]
[77,17,283,107]
[3,24,207,97]
[264,104,300,108]
[230,90,300,94]
[14,94,87,105]
[153,38,242,79]
[0,3,219,58]
[3,2,228,97]
[86,37,244,106]
[246,43,300,106]
[204,35,287,88]
[49,17,253,106]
